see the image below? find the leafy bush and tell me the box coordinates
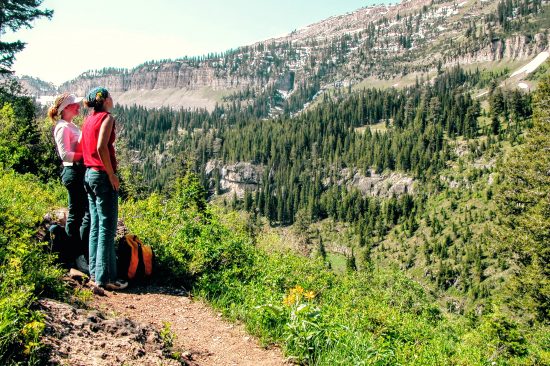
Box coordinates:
[0,170,66,365]
[0,96,59,182]
[121,174,256,289]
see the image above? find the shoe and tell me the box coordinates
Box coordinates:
[75,255,89,275]
[105,279,128,291]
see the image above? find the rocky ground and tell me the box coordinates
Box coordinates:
[40,298,182,366]
[39,281,289,366]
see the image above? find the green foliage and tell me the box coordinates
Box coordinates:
[482,308,528,358]
[121,170,548,365]
[174,171,208,214]
[282,286,325,364]
[0,89,59,181]
[496,75,550,323]
[160,321,175,350]
[0,170,66,365]
[495,0,545,33]
[120,172,256,287]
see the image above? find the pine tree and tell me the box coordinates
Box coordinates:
[318,234,327,260]
[0,1,53,74]
[347,249,357,272]
[496,74,550,322]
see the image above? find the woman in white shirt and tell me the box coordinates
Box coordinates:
[48,93,90,273]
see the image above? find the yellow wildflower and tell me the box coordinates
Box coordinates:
[9,257,21,271]
[22,320,44,336]
[304,291,315,300]
[292,285,304,295]
[283,293,297,306]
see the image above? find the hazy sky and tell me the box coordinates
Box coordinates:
[5,0,389,85]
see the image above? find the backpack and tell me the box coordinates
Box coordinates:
[117,234,154,281]
[48,224,72,266]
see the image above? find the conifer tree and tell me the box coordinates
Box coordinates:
[0,1,53,74]
[496,74,550,322]
[318,233,327,260]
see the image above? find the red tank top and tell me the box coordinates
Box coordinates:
[82,111,117,172]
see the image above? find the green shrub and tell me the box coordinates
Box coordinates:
[0,170,66,365]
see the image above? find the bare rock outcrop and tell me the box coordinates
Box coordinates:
[452,33,550,65]
[337,168,415,197]
[60,62,266,99]
[206,160,263,198]
[206,160,415,199]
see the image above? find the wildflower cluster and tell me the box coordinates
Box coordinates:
[21,320,44,355]
[283,285,315,307]
[281,285,325,364]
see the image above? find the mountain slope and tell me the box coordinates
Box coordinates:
[56,0,549,110]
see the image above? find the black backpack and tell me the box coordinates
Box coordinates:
[48,224,73,266]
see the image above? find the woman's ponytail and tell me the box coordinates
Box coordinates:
[48,93,70,122]
[84,87,109,111]
[47,105,59,121]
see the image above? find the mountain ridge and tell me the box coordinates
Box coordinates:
[19,0,550,111]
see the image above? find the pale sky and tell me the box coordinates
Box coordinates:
[4,0,389,85]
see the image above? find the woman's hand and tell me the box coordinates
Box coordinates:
[108,172,120,191]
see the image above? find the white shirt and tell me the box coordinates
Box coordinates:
[54,120,81,166]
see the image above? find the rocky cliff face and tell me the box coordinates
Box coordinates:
[205,161,263,198]
[48,0,550,109]
[59,61,294,110]
[452,33,550,65]
[61,63,264,96]
[16,75,58,97]
[206,160,415,199]
[337,168,415,197]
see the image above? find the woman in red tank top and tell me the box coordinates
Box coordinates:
[82,87,127,291]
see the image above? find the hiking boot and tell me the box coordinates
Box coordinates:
[105,279,128,291]
[75,255,89,275]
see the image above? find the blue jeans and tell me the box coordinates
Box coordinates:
[61,165,90,263]
[84,169,118,286]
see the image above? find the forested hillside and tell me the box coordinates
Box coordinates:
[114,60,545,319]
[113,70,550,364]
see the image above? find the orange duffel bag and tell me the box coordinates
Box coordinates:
[117,234,154,281]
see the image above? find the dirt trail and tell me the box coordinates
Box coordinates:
[92,285,289,366]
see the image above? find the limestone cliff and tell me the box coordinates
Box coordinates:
[39,0,550,110]
[205,160,415,199]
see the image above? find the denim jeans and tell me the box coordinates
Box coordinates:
[84,168,118,286]
[61,165,90,263]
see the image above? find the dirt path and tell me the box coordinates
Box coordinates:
[92,285,289,366]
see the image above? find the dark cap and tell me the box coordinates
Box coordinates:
[86,87,109,104]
